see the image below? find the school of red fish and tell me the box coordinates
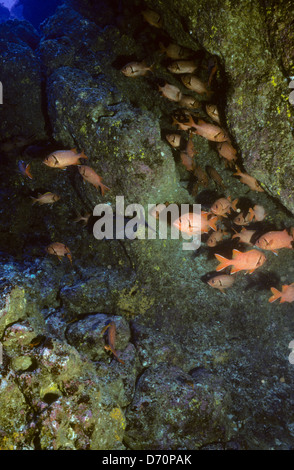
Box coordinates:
[2,6,293,324]
[120,8,294,304]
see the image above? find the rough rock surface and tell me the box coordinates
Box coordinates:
[1,0,294,451]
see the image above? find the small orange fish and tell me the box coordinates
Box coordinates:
[121,60,153,77]
[167,60,198,74]
[101,321,125,364]
[205,104,221,124]
[251,204,266,222]
[172,114,192,131]
[166,133,181,148]
[142,9,162,28]
[255,229,293,254]
[211,197,238,217]
[18,161,33,180]
[180,151,194,171]
[178,95,201,109]
[269,283,294,303]
[216,142,237,166]
[184,115,229,142]
[78,165,110,196]
[181,74,213,97]
[194,165,209,187]
[159,42,192,60]
[46,242,72,264]
[233,209,255,226]
[205,165,225,190]
[232,227,255,245]
[31,192,60,205]
[207,229,228,247]
[173,211,218,235]
[207,274,235,293]
[44,148,88,169]
[74,212,91,225]
[207,62,218,88]
[158,82,182,102]
[215,249,266,274]
[233,166,264,192]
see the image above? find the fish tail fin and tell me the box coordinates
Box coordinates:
[233,165,242,176]
[214,253,231,271]
[78,150,88,161]
[269,287,282,303]
[104,345,125,364]
[248,207,255,221]
[30,196,37,205]
[208,216,218,231]
[99,183,110,197]
[26,163,33,180]
[231,199,239,211]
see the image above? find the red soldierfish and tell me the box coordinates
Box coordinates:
[31,192,60,205]
[210,196,238,217]
[215,249,266,274]
[158,83,182,102]
[121,61,153,77]
[255,229,293,254]
[184,115,229,142]
[269,284,294,303]
[101,321,125,364]
[46,242,72,264]
[233,166,264,192]
[43,149,88,169]
[173,211,218,235]
[232,228,255,245]
[78,165,110,196]
[207,274,235,293]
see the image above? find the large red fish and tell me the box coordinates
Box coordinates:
[255,229,293,254]
[215,249,266,274]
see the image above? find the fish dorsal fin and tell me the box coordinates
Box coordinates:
[282,285,288,292]
[71,148,77,153]
[232,249,241,259]
[198,119,205,125]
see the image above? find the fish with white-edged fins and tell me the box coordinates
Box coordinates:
[31,192,60,205]
[214,249,266,274]
[269,284,294,303]
[207,274,235,293]
[78,165,110,196]
[43,148,88,169]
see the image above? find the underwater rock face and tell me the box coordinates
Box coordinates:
[1,0,294,451]
[124,364,234,450]
[144,0,294,214]
[0,20,45,139]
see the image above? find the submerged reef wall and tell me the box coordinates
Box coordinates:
[1,0,294,451]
